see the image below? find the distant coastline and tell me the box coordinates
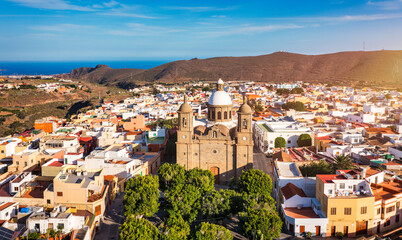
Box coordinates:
[0,60,170,75]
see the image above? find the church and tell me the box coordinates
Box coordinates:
[176,79,253,184]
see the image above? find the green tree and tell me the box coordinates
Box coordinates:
[331,154,354,171]
[282,101,305,111]
[274,137,286,148]
[159,214,190,240]
[119,217,159,240]
[157,163,186,192]
[165,184,202,222]
[385,93,392,100]
[276,88,290,95]
[186,168,214,193]
[237,169,273,198]
[241,193,277,213]
[388,125,397,132]
[202,87,211,91]
[200,189,239,218]
[27,232,41,240]
[297,134,312,147]
[299,160,333,177]
[290,87,304,94]
[124,175,160,218]
[194,222,233,240]
[253,103,264,112]
[239,209,282,240]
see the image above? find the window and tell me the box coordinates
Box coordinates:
[361,206,367,214]
[14,187,18,191]
[35,224,40,230]
[340,183,345,189]
[5,212,8,217]
[24,162,27,167]
[213,131,217,138]
[387,206,395,213]
[328,189,333,194]
[47,199,51,204]
[377,208,381,214]
[344,208,351,215]
[396,215,400,223]
[224,111,227,119]
[57,192,63,197]
[384,219,391,227]
[288,140,291,144]
[331,207,337,215]
[95,205,102,216]
[218,112,221,120]
[58,223,64,230]
[16,161,19,165]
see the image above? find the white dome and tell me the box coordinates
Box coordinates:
[208,90,232,105]
[217,78,224,84]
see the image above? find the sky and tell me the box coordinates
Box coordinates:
[1,0,402,61]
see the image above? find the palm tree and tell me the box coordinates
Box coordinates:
[331,154,354,171]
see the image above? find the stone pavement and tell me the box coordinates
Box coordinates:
[94,194,125,240]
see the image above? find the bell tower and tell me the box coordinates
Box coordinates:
[235,94,253,178]
[176,95,193,169]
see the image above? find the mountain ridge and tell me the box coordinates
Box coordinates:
[63,50,402,89]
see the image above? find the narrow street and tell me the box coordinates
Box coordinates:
[94,194,125,240]
[253,145,274,179]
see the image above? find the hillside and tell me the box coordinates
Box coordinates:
[66,50,402,88]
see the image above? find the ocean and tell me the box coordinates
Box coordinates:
[0,60,170,76]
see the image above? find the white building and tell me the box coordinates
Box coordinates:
[347,113,375,124]
[254,116,313,153]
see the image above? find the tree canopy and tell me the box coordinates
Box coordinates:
[297,134,312,147]
[281,101,306,111]
[159,214,190,240]
[274,137,286,148]
[157,163,186,192]
[200,189,240,219]
[237,169,272,198]
[276,88,290,95]
[299,160,333,177]
[165,184,202,223]
[186,168,215,193]
[290,87,304,94]
[194,222,233,240]
[124,175,160,218]
[331,154,354,171]
[119,217,159,240]
[240,209,282,240]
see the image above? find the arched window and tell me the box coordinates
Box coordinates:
[182,117,187,126]
[218,112,221,120]
[213,131,217,138]
[212,110,215,119]
[208,111,211,119]
[224,111,228,119]
[243,119,247,129]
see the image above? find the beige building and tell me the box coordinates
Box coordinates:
[176,79,253,184]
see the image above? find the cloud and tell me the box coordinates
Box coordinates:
[99,11,160,19]
[30,24,94,32]
[163,6,236,12]
[7,0,95,11]
[200,24,304,38]
[93,0,120,9]
[266,13,402,22]
[367,0,402,10]
[107,23,183,36]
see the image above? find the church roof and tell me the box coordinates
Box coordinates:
[178,96,193,113]
[238,103,252,114]
[208,91,232,106]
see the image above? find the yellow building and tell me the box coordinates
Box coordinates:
[316,172,375,237]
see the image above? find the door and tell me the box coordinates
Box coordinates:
[356,221,367,235]
[289,224,294,233]
[210,167,219,184]
[315,226,321,236]
[331,226,336,236]
[344,226,349,236]
[300,225,305,234]
[377,222,380,233]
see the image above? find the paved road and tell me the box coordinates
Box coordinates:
[94,194,124,240]
[253,146,274,179]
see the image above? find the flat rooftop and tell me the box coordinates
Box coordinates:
[276,161,301,177]
[284,207,321,219]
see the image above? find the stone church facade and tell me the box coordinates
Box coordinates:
[176,79,253,184]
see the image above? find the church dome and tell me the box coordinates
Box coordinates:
[208,91,232,105]
[208,79,232,106]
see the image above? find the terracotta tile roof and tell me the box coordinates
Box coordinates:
[317,174,346,183]
[273,151,292,162]
[48,161,64,167]
[0,202,15,211]
[281,183,307,199]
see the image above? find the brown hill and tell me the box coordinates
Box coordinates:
[67,51,402,88]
